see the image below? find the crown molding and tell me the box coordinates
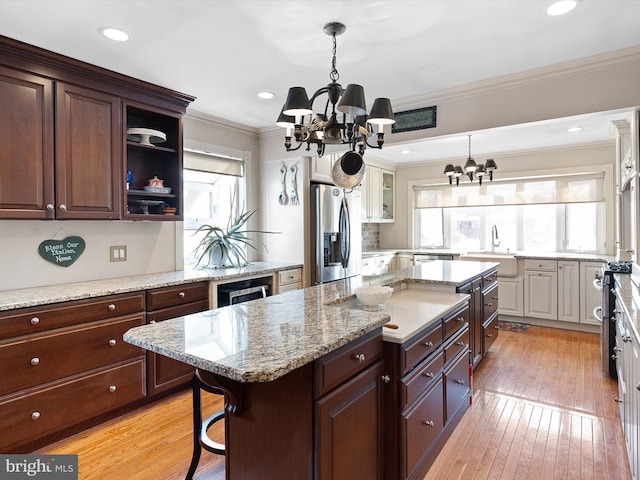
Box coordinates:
[392,46,640,111]
[185,109,259,136]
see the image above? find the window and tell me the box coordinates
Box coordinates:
[182,150,244,267]
[413,172,605,253]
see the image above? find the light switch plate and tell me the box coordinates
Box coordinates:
[110,245,127,262]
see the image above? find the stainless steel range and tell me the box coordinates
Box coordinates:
[593,261,632,378]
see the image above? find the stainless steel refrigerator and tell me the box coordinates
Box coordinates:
[310,183,362,284]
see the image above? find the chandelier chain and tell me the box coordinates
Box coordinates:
[330,32,339,82]
[468,135,472,159]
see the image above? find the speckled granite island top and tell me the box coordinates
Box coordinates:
[0,261,301,311]
[124,260,495,383]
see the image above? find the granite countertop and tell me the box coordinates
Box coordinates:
[613,274,640,344]
[363,248,612,263]
[124,260,495,383]
[0,261,302,311]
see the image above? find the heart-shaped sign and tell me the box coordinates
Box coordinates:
[38,236,86,267]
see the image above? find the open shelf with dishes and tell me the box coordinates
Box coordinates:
[124,103,183,220]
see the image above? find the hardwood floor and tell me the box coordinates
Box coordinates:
[36,326,631,479]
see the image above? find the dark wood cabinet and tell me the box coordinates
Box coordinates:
[384,302,471,480]
[314,329,385,480]
[0,65,54,219]
[481,269,499,356]
[0,35,194,221]
[0,291,146,453]
[145,282,209,396]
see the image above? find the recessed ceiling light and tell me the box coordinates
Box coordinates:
[257,91,275,100]
[546,0,578,16]
[100,27,130,42]
[567,126,582,133]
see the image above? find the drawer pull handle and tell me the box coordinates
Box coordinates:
[614,397,623,403]
[484,302,493,307]
[30,357,40,366]
[30,317,40,325]
[623,335,633,343]
[108,304,116,311]
[423,372,434,379]
[423,420,435,427]
[31,411,41,420]
[455,341,465,347]
[423,341,434,348]
[109,339,117,346]
[178,292,185,298]
[486,333,494,338]
[354,353,366,362]
[457,317,465,322]
[381,375,391,384]
[109,385,117,393]
[455,380,465,385]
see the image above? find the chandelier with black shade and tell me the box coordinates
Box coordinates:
[276,22,395,160]
[443,135,498,186]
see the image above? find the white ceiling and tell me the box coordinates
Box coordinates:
[1,0,639,164]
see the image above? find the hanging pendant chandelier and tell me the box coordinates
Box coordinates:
[276,22,395,159]
[443,135,497,185]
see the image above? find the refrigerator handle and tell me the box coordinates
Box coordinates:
[341,196,351,269]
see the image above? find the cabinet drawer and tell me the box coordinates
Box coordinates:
[0,292,145,339]
[278,268,302,286]
[314,330,382,398]
[445,351,470,421]
[523,259,557,271]
[146,282,209,311]
[483,283,499,320]
[444,326,469,364]
[0,357,145,453]
[146,300,209,323]
[0,314,144,395]
[443,305,469,340]
[483,269,498,288]
[401,378,444,479]
[400,350,444,410]
[278,282,301,293]
[401,322,443,376]
[483,313,499,354]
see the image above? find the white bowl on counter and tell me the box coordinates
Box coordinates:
[355,285,394,311]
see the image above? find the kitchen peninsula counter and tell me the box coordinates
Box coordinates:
[0,261,302,311]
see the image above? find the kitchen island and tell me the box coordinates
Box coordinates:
[124,260,498,479]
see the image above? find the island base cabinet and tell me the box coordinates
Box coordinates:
[401,379,444,480]
[316,359,385,480]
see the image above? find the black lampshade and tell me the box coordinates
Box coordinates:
[276,106,295,128]
[443,164,455,176]
[485,158,497,171]
[464,157,477,173]
[337,84,366,116]
[283,87,313,117]
[367,98,395,125]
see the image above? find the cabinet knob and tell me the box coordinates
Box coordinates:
[492,296,499,300]
[614,397,623,403]
[30,317,40,325]
[455,341,465,347]
[613,347,622,353]
[149,320,156,324]
[623,335,633,343]
[46,203,54,211]
[108,304,116,311]
[108,339,117,346]
[611,354,618,361]
[636,384,640,392]
[486,333,494,338]
[485,303,493,307]
[423,341,433,348]
[423,420,435,427]
[178,292,185,298]
[423,372,434,379]
[109,385,117,393]
[30,357,40,366]
[380,375,390,384]
[457,317,465,323]
[59,204,67,212]
[455,379,465,385]
[354,353,366,362]
[31,411,41,420]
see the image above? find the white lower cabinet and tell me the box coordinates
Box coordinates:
[581,261,605,325]
[557,261,580,323]
[497,277,523,316]
[524,270,558,320]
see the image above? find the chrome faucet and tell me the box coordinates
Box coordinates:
[491,224,500,252]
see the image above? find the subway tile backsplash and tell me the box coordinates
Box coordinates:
[362,223,380,251]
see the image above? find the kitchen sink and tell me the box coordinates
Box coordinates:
[459,252,518,277]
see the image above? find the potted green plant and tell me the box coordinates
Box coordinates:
[193,193,277,268]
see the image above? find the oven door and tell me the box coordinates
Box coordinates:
[228,285,269,305]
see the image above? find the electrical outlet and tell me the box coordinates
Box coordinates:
[110,245,127,262]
